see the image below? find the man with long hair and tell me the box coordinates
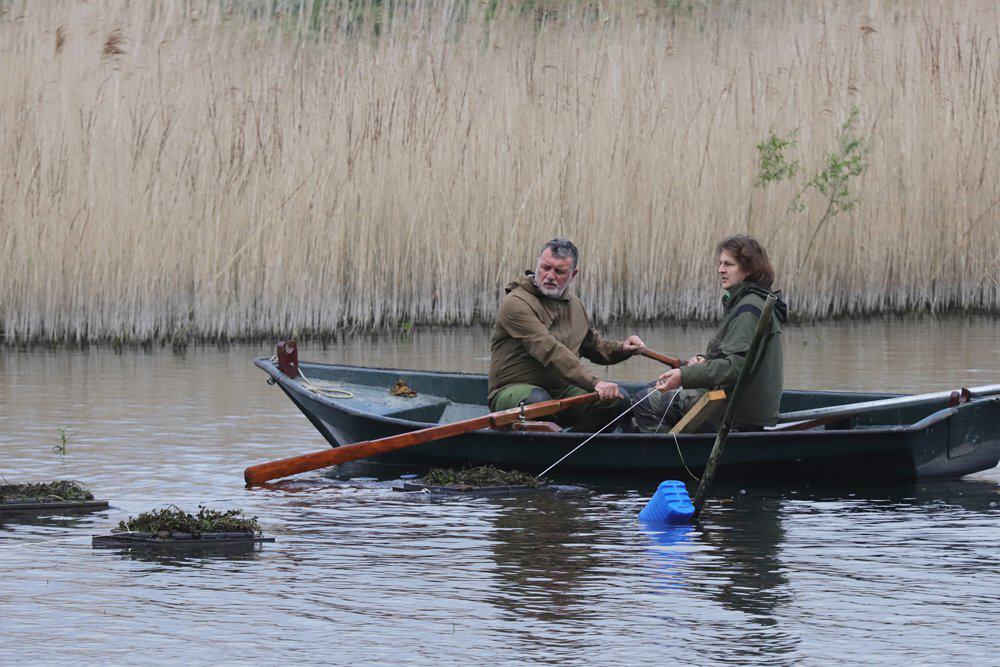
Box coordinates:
[633,234,787,432]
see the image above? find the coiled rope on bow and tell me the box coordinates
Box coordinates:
[268,355,354,399]
[297,365,354,400]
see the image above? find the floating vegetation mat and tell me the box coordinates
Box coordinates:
[396,466,551,497]
[1,480,94,502]
[0,480,108,511]
[93,506,274,548]
[422,466,546,488]
[116,505,262,535]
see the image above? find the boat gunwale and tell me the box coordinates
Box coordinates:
[254,357,964,441]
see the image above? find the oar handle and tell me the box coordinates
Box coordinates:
[244,392,600,485]
[641,349,687,368]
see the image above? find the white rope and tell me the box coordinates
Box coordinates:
[265,354,354,399]
[651,390,701,482]
[536,386,659,479]
[297,365,354,399]
[536,384,704,481]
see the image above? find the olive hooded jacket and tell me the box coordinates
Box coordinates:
[679,281,788,428]
[488,272,632,404]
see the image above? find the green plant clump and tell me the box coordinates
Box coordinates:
[421,465,546,488]
[52,426,76,454]
[117,506,262,537]
[0,480,94,502]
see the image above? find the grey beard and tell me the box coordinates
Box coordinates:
[535,276,569,299]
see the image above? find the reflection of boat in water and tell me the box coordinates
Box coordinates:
[697,499,791,614]
[486,494,609,624]
[256,356,1000,479]
[485,488,798,655]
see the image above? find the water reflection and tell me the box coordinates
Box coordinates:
[641,523,693,551]
[638,524,694,597]
[487,494,604,626]
[697,500,791,625]
[636,479,796,654]
[0,507,108,531]
[2,322,1000,664]
[762,476,1000,512]
[95,544,266,567]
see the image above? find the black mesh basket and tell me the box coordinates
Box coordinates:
[1,499,109,512]
[92,530,275,547]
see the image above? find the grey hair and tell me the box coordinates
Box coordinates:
[539,237,579,268]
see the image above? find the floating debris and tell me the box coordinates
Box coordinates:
[0,480,108,512]
[395,466,552,497]
[93,505,274,548]
[389,378,417,398]
[422,465,546,488]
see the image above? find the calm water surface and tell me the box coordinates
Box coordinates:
[2,317,1000,664]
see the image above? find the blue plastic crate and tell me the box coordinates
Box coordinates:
[639,480,695,524]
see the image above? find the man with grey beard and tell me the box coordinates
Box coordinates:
[487,238,645,432]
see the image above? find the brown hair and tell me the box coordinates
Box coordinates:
[716,235,775,288]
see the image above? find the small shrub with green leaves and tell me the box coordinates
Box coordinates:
[758,105,870,260]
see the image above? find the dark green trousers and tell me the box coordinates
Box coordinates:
[631,382,765,433]
[490,383,631,433]
[631,383,711,433]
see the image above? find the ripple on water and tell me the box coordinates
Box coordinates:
[2,336,1000,663]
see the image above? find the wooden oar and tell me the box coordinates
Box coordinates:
[640,349,687,368]
[244,392,600,485]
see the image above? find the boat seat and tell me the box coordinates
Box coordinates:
[439,402,491,423]
[670,390,727,434]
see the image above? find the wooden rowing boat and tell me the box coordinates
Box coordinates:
[254,356,1000,480]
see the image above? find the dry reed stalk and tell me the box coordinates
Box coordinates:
[0,0,998,344]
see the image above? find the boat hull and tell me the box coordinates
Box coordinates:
[255,358,1000,480]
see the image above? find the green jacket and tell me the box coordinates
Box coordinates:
[488,272,632,402]
[680,281,787,428]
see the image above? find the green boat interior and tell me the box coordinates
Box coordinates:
[294,362,956,431]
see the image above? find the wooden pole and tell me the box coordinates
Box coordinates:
[692,295,777,520]
[244,392,600,486]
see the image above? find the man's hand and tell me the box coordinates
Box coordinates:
[655,369,683,393]
[687,354,706,366]
[622,335,646,354]
[594,380,623,401]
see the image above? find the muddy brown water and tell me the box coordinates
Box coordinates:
[2,316,1000,663]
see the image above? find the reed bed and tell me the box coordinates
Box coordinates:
[1,0,998,343]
